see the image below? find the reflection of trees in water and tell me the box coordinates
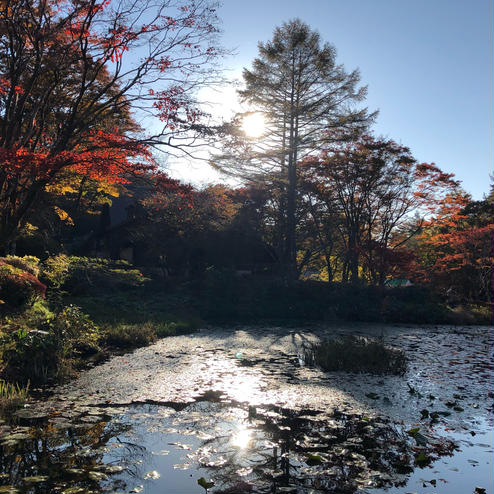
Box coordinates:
[0,418,134,492]
[193,404,435,494]
[0,401,457,494]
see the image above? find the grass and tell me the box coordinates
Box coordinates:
[72,291,200,350]
[0,379,29,416]
[305,335,407,375]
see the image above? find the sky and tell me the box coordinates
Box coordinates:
[167,0,493,200]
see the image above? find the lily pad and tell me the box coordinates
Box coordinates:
[306,453,324,466]
[62,488,85,494]
[365,392,380,400]
[105,465,125,474]
[22,476,49,483]
[14,409,48,424]
[88,471,108,481]
[144,470,160,480]
[197,477,215,490]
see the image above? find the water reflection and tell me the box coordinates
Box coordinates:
[0,398,490,494]
[231,427,251,449]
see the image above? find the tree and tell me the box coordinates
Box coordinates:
[299,135,460,284]
[415,191,494,302]
[216,19,374,281]
[0,0,223,251]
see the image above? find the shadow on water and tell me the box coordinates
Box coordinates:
[0,391,463,494]
[1,325,492,493]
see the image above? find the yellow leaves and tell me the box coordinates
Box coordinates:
[96,182,120,197]
[53,206,74,226]
[45,180,78,195]
[45,173,121,199]
[21,223,38,235]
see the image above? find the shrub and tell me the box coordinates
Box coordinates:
[3,328,58,384]
[104,322,157,348]
[0,380,29,416]
[61,257,149,295]
[2,305,99,384]
[305,335,407,375]
[380,286,450,324]
[0,261,46,309]
[447,303,494,325]
[40,254,70,289]
[52,305,100,358]
[2,255,40,276]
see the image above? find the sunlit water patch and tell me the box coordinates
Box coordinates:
[0,396,474,494]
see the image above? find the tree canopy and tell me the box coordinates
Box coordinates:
[0,0,223,250]
[216,19,375,281]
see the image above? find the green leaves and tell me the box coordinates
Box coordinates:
[406,427,428,446]
[415,451,431,467]
[197,477,215,491]
[305,453,323,466]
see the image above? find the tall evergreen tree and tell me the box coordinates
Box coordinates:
[217,19,375,281]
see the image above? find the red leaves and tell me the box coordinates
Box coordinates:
[158,56,172,71]
[0,0,223,247]
[103,25,134,62]
[0,132,154,185]
[425,224,494,279]
[151,86,200,126]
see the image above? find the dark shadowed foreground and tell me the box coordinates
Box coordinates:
[0,324,493,494]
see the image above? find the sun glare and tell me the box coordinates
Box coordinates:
[231,427,252,449]
[242,113,265,138]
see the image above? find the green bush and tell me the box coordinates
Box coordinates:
[2,255,40,276]
[305,335,407,375]
[2,305,99,384]
[193,275,457,324]
[40,254,70,289]
[380,286,450,324]
[195,275,386,323]
[447,304,494,325]
[61,257,149,295]
[104,322,157,348]
[0,379,29,416]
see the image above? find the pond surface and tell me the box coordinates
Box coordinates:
[0,324,493,493]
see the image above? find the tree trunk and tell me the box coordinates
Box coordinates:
[284,52,298,284]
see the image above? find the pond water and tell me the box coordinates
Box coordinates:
[0,324,492,494]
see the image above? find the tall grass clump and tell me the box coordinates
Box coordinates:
[305,335,407,375]
[0,379,29,416]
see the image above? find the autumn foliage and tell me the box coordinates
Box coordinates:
[0,0,222,249]
[414,192,494,302]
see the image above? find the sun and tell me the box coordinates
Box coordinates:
[242,112,265,138]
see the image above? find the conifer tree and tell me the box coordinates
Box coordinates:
[218,19,375,281]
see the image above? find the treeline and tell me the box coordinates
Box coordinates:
[0,5,492,316]
[9,157,494,305]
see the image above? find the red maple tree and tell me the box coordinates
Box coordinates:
[0,0,223,249]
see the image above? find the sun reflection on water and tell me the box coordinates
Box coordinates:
[231,427,251,449]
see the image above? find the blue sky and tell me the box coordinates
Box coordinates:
[203,0,492,199]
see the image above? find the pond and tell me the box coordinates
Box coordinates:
[0,324,492,493]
